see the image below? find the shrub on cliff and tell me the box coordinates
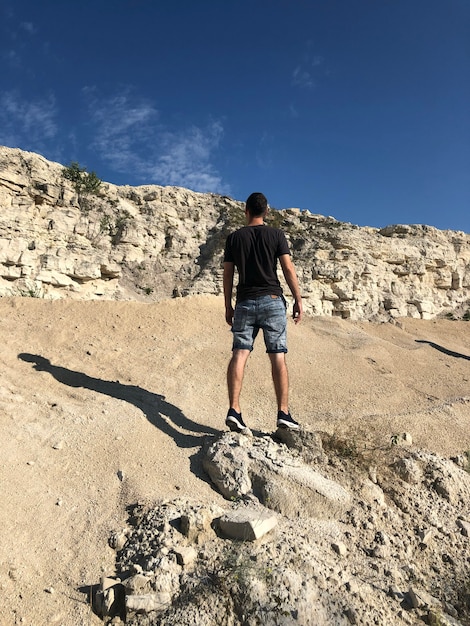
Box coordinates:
[62,161,102,195]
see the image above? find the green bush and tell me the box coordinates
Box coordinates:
[62,162,102,195]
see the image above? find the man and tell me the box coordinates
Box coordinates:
[223,192,303,434]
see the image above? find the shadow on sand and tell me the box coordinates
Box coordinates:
[18,353,220,454]
[415,340,470,361]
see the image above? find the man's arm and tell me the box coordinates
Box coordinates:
[223,261,235,326]
[279,254,303,324]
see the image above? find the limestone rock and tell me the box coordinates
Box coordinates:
[125,593,172,614]
[217,506,277,540]
[202,431,351,519]
[273,427,328,464]
[1,146,469,320]
[393,457,423,484]
[202,433,252,500]
[173,546,197,568]
[179,503,224,543]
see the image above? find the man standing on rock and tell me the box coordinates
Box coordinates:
[223,192,303,434]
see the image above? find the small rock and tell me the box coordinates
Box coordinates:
[407,587,437,610]
[124,574,151,594]
[8,567,19,581]
[101,576,121,591]
[418,528,434,547]
[103,586,116,616]
[345,580,359,594]
[393,457,422,484]
[344,607,358,624]
[375,531,390,545]
[109,531,127,551]
[371,544,390,559]
[173,546,197,568]
[218,506,277,541]
[433,477,452,502]
[332,541,348,556]
[52,441,64,450]
[125,593,171,614]
[360,480,386,507]
[180,506,222,543]
[407,588,421,609]
[457,519,470,537]
[393,433,413,447]
[96,578,125,619]
[388,586,405,601]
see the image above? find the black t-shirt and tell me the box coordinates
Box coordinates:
[223,225,290,301]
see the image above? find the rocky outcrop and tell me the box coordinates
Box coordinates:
[1,146,469,320]
[96,430,470,625]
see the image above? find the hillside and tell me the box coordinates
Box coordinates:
[1,296,469,625]
[1,146,469,320]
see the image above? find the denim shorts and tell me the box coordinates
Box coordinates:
[231,295,288,353]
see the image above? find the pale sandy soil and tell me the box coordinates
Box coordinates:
[0,295,469,625]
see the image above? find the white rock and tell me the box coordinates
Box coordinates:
[218,507,277,541]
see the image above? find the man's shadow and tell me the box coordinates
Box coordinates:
[18,353,220,479]
[415,340,470,361]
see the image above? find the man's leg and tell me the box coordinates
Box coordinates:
[269,352,289,413]
[227,349,251,412]
[269,352,300,429]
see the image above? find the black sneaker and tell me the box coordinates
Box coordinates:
[226,409,250,434]
[277,411,300,430]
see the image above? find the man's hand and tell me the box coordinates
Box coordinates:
[223,262,235,326]
[293,299,303,324]
[225,305,234,326]
[279,255,303,324]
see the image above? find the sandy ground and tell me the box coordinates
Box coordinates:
[1,294,469,625]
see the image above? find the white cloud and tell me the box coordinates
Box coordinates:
[20,21,36,34]
[85,88,229,194]
[85,88,159,172]
[148,122,227,192]
[292,52,326,90]
[292,66,314,89]
[0,91,57,148]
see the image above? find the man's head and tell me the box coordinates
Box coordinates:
[245,192,268,217]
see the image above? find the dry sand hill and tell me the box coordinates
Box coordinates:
[1,294,469,625]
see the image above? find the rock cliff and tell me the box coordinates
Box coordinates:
[1,146,469,320]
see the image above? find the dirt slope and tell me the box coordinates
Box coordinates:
[0,295,469,625]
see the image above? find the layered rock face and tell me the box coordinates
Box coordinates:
[0,146,469,320]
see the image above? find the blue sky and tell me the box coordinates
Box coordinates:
[1,1,469,233]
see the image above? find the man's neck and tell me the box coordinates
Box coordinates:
[246,216,265,227]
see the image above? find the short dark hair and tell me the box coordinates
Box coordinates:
[246,192,268,217]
